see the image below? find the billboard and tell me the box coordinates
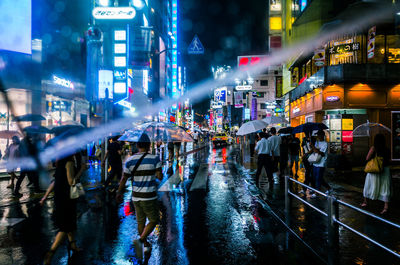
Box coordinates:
[98,70,113,99]
[214,87,227,103]
[0,0,31,54]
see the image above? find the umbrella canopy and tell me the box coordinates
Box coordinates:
[0,130,22,139]
[237,120,268,136]
[45,127,85,148]
[352,122,391,137]
[292,122,328,135]
[50,124,85,136]
[278,127,293,134]
[12,114,45,122]
[262,116,289,125]
[23,125,51,134]
[119,122,194,142]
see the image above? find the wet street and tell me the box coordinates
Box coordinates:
[0,144,319,265]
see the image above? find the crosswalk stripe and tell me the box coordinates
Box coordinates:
[189,164,209,191]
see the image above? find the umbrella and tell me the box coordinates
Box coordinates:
[292,122,328,135]
[23,125,51,134]
[50,124,85,136]
[262,116,289,125]
[237,120,268,136]
[352,121,391,137]
[45,127,86,148]
[0,130,22,139]
[278,127,293,134]
[119,122,194,142]
[62,120,84,126]
[12,114,45,122]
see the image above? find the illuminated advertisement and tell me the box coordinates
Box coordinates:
[0,0,31,54]
[113,27,129,101]
[171,0,179,99]
[92,7,136,20]
[238,55,267,68]
[53,75,74,89]
[270,0,281,11]
[214,88,227,103]
[98,70,113,99]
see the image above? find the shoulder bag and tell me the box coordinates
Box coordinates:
[364,155,383,174]
[70,178,85,199]
[308,152,322,164]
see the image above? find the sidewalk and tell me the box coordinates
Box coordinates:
[235,143,400,264]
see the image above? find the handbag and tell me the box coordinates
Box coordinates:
[70,179,85,199]
[308,152,322,164]
[364,155,383,174]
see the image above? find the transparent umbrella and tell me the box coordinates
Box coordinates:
[119,122,194,142]
[351,121,391,137]
[237,120,268,136]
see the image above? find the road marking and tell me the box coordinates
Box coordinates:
[190,164,209,191]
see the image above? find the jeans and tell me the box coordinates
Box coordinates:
[312,166,331,191]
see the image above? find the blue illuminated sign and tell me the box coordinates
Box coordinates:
[171,0,179,99]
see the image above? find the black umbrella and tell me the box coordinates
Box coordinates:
[46,127,85,147]
[292,122,328,135]
[50,125,85,136]
[23,125,51,134]
[278,127,293,134]
[13,114,45,122]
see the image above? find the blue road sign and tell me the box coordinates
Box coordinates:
[188,35,204,54]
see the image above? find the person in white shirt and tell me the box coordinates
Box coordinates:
[311,130,331,192]
[267,127,281,184]
[193,131,199,144]
[254,132,273,187]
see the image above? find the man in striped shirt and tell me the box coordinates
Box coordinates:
[116,133,163,259]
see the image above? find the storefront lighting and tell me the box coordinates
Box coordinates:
[92,7,136,20]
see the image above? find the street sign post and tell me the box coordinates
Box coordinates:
[188,35,204,54]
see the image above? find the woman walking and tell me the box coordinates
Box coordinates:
[361,134,391,214]
[41,152,85,264]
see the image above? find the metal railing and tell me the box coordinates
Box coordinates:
[285,175,400,265]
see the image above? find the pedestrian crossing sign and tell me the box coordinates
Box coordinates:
[188,35,204,54]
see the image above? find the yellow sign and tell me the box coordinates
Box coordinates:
[342,119,353,130]
[270,17,282,31]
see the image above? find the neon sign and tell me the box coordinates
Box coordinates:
[326,96,340,102]
[93,7,136,20]
[53,75,74,89]
[171,0,178,99]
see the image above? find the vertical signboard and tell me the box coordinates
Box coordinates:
[171,0,179,99]
[234,92,244,108]
[367,26,376,60]
[113,27,129,102]
[392,111,400,160]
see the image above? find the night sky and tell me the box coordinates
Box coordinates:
[180,0,268,119]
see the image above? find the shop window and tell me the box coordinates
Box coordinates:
[260,80,268,86]
[386,35,400,64]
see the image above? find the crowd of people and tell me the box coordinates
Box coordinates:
[250,127,391,214]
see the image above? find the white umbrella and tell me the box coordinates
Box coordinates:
[237,120,268,136]
[262,116,289,125]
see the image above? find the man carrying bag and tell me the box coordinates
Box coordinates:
[116,133,163,261]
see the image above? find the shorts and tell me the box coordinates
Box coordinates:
[133,199,160,225]
[289,155,299,163]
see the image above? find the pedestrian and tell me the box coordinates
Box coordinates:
[254,132,272,187]
[249,132,256,157]
[116,133,163,260]
[279,135,289,178]
[174,141,181,159]
[267,127,281,184]
[13,135,41,197]
[288,135,301,179]
[5,136,20,189]
[310,130,331,193]
[167,141,174,162]
[102,136,123,189]
[193,131,199,144]
[301,136,315,197]
[361,134,391,214]
[42,152,85,265]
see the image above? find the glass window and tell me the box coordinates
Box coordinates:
[386,35,400,64]
[260,80,268,86]
[260,103,267,109]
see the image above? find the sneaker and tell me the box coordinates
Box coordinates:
[133,239,144,260]
[6,183,14,189]
[12,191,23,198]
[143,241,152,253]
